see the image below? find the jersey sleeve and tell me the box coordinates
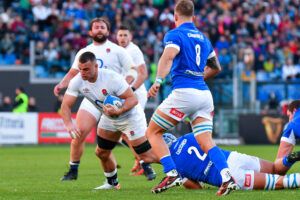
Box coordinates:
[280,123,296,145]
[118,47,134,73]
[70,49,85,70]
[163,31,181,52]
[65,75,81,97]
[131,47,145,67]
[110,73,129,96]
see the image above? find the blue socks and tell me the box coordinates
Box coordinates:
[160,155,177,173]
[283,156,294,168]
[207,146,228,172]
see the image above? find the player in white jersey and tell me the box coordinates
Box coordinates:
[117,25,148,109]
[116,25,152,176]
[53,18,137,181]
[61,51,158,189]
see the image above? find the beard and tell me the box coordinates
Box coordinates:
[92,33,108,43]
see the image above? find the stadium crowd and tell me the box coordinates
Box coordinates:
[0,0,300,81]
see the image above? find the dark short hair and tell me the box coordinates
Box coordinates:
[118,25,130,32]
[175,0,194,17]
[89,17,111,32]
[17,86,25,92]
[79,52,96,63]
[288,100,300,112]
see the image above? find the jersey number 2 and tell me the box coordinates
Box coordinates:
[195,44,201,66]
[188,146,207,161]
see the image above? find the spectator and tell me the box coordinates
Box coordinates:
[28,96,39,112]
[0,96,12,112]
[282,58,298,80]
[12,87,29,113]
[262,92,280,115]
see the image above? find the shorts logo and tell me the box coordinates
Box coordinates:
[130,131,134,136]
[170,108,184,119]
[244,174,251,187]
[210,111,214,117]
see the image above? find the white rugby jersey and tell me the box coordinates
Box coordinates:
[125,42,147,94]
[71,40,134,75]
[66,69,133,118]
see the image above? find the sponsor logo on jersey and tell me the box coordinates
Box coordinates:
[176,139,187,155]
[170,108,184,119]
[106,48,110,53]
[244,174,251,187]
[82,88,90,93]
[187,33,204,40]
[130,131,134,136]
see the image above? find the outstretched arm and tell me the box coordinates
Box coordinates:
[61,94,80,138]
[148,47,179,98]
[131,63,148,90]
[54,68,79,96]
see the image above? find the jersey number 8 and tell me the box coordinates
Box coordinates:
[195,44,201,66]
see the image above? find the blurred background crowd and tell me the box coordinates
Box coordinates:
[0,0,300,115]
[0,0,300,81]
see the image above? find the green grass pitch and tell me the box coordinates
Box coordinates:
[1,145,300,200]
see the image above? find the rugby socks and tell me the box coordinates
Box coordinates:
[104,168,119,186]
[283,173,300,189]
[207,146,231,182]
[264,174,280,190]
[160,155,178,176]
[69,160,80,172]
[282,156,294,168]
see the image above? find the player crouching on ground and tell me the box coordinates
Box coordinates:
[162,132,300,191]
[60,51,158,190]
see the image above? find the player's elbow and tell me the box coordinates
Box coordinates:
[132,95,138,106]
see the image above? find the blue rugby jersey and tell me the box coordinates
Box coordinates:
[163,22,216,90]
[281,109,300,145]
[169,133,230,187]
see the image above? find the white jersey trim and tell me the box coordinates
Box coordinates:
[165,44,180,51]
[208,50,216,59]
[280,132,296,145]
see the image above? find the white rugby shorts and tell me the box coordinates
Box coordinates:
[78,98,101,121]
[158,88,214,122]
[98,105,147,141]
[227,151,261,190]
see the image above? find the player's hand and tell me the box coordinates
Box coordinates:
[148,83,161,98]
[103,105,122,118]
[65,124,80,139]
[54,83,63,96]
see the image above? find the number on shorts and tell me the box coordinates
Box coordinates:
[195,44,201,66]
[187,146,207,161]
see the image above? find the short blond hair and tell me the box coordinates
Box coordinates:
[175,0,194,17]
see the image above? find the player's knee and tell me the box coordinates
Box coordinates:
[133,140,152,155]
[95,147,110,160]
[96,135,118,150]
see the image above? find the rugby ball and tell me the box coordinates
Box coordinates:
[103,95,124,110]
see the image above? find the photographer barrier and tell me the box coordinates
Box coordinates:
[0,112,38,144]
[239,114,288,144]
[38,113,96,144]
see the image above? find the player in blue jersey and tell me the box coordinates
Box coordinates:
[146,0,237,196]
[163,133,300,191]
[274,100,300,174]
